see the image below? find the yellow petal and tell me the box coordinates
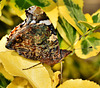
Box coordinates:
[52,71,60,88]
[53,63,61,71]
[58,79,100,88]
[0,63,14,81]
[0,35,9,63]
[0,35,60,88]
[7,77,32,88]
[0,36,52,88]
[0,51,52,88]
[0,35,9,52]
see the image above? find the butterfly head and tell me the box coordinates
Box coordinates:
[25,6,49,24]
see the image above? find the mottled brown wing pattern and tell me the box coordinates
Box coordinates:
[5,6,72,65]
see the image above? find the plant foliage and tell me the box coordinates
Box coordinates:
[0,0,100,88]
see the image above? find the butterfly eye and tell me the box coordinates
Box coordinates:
[25,9,29,14]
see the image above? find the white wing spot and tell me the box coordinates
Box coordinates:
[47,34,57,43]
[39,20,51,25]
[30,20,36,24]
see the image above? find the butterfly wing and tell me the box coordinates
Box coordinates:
[5,6,72,65]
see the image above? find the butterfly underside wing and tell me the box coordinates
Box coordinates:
[5,6,72,65]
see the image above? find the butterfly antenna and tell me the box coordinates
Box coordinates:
[22,62,41,70]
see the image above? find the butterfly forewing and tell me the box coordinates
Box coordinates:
[5,6,72,65]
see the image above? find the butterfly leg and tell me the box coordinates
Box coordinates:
[22,62,41,70]
[60,61,63,84]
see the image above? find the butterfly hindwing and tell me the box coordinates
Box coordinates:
[5,6,72,65]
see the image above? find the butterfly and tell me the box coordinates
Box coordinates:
[5,6,72,66]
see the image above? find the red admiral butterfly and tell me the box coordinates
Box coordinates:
[5,6,72,66]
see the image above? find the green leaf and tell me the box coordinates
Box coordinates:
[92,9,100,23]
[78,21,100,30]
[58,0,87,35]
[0,73,11,88]
[71,0,84,9]
[74,34,100,59]
[9,0,58,28]
[81,37,99,54]
[14,0,50,9]
[57,15,79,46]
[57,31,70,50]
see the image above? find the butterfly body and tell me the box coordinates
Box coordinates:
[5,6,72,65]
